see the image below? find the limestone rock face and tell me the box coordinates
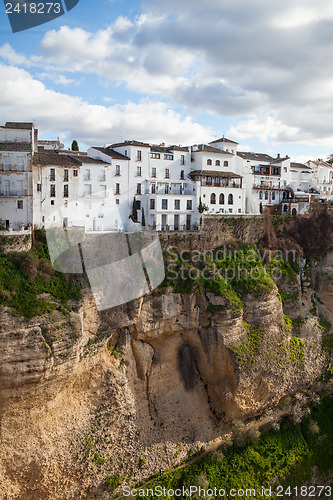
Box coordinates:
[0,282,325,499]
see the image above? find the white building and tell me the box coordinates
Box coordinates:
[0,122,37,229]
[88,141,197,231]
[189,138,246,215]
[306,160,333,199]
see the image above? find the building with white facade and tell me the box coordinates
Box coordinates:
[0,122,37,229]
[2,121,332,234]
[306,160,333,199]
[190,138,246,215]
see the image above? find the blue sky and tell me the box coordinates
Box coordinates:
[1,0,333,162]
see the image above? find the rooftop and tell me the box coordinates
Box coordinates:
[90,147,130,160]
[189,170,242,179]
[237,151,273,162]
[4,122,34,130]
[192,144,234,155]
[111,140,151,149]
[33,151,81,167]
[209,137,238,145]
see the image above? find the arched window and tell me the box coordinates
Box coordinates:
[265,191,268,200]
[207,159,212,165]
[219,193,224,204]
[228,194,233,205]
[259,191,263,200]
[216,160,220,166]
[224,161,228,167]
[272,191,275,201]
[210,193,216,204]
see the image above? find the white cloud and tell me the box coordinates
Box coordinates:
[1,0,333,149]
[0,63,213,147]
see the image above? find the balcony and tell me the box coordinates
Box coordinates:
[151,188,195,195]
[253,183,285,191]
[200,180,242,188]
[0,189,28,197]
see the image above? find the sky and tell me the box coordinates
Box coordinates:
[0,0,333,162]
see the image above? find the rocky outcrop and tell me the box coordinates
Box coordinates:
[0,274,326,499]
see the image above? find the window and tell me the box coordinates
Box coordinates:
[229,208,233,213]
[152,167,156,177]
[84,184,92,196]
[115,165,121,176]
[64,200,68,208]
[272,191,276,201]
[37,183,41,192]
[210,193,216,204]
[17,200,23,209]
[137,183,141,194]
[174,199,180,210]
[115,183,120,195]
[98,214,104,219]
[3,155,10,170]
[265,191,268,200]
[124,150,127,157]
[136,200,141,209]
[116,199,120,205]
[64,169,69,181]
[137,166,142,176]
[180,170,185,180]
[238,208,242,213]
[64,185,69,197]
[162,199,168,209]
[259,191,263,200]
[228,193,233,205]
[50,185,56,197]
[219,193,224,204]
[216,160,220,166]
[150,199,155,209]
[150,153,160,159]
[100,170,106,182]
[50,168,55,181]
[165,168,170,178]
[73,170,78,177]
[186,200,192,210]
[164,154,173,160]
[224,161,228,167]
[151,183,156,193]
[100,185,107,197]
[206,176,212,185]
[164,184,169,194]
[85,169,91,181]
[137,150,142,161]
[181,155,185,165]
[51,200,55,205]
[207,159,212,165]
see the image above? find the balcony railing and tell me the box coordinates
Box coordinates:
[156,224,200,232]
[253,183,282,190]
[150,188,195,195]
[200,180,242,188]
[0,189,28,197]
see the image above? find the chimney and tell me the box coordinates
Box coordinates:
[277,153,280,158]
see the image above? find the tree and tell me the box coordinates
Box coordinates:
[327,153,333,165]
[130,197,138,222]
[198,197,208,213]
[141,208,146,227]
[71,140,79,151]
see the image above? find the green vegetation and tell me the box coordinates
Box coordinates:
[161,244,275,307]
[136,395,333,499]
[289,337,305,367]
[105,473,125,490]
[0,231,81,320]
[230,324,265,369]
[71,139,79,151]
